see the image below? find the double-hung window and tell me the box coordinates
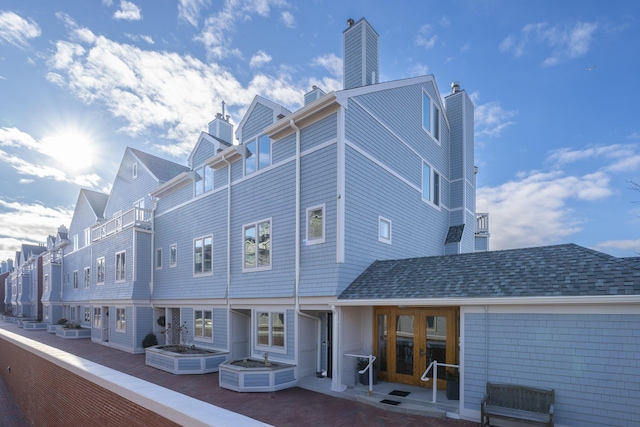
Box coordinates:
[194,310,213,339]
[115,251,126,282]
[194,236,212,275]
[306,204,325,245]
[194,165,213,196]
[73,270,78,289]
[245,134,271,175]
[243,219,271,271]
[116,308,126,331]
[93,307,101,328]
[256,311,285,350]
[422,162,440,206]
[422,91,440,142]
[84,267,90,288]
[96,257,105,284]
[84,307,90,323]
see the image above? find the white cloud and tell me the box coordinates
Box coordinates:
[415,24,437,50]
[0,11,41,49]
[178,0,209,27]
[474,101,517,138]
[113,1,142,21]
[500,21,598,67]
[125,33,155,44]
[409,64,429,77]
[280,11,295,28]
[547,144,640,173]
[595,239,640,254]
[312,53,342,78]
[250,50,272,68]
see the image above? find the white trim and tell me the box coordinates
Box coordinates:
[337,108,345,263]
[378,216,392,244]
[306,204,326,245]
[330,295,640,307]
[421,89,441,145]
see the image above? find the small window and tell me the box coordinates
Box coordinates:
[84,267,90,288]
[44,274,49,292]
[116,308,126,331]
[73,234,79,251]
[194,236,212,275]
[245,134,271,175]
[379,217,392,244]
[96,257,105,284]
[44,305,49,320]
[73,270,78,289]
[155,248,162,270]
[115,251,126,282]
[170,244,177,267]
[84,228,91,247]
[133,162,138,179]
[306,204,325,245]
[256,311,285,350]
[194,310,213,339]
[84,307,91,323]
[93,307,101,328]
[243,219,271,271]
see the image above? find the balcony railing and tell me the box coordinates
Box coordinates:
[43,251,62,265]
[91,207,152,242]
[476,213,489,234]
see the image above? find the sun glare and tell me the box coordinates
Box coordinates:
[41,130,95,170]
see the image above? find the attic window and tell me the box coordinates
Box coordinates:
[133,162,138,179]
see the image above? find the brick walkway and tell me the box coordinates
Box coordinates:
[0,369,29,427]
[1,324,477,427]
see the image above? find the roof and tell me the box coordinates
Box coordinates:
[338,244,640,300]
[128,147,190,184]
[81,189,108,219]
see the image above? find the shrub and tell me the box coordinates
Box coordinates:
[142,332,158,348]
[56,318,68,325]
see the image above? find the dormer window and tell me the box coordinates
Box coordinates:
[245,134,271,175]
[133,162,138,179]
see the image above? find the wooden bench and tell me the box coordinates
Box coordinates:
[481,382,554,427]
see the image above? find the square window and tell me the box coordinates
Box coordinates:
[170,244,177,267]
[379,217,392,244]
[306,205,325,244]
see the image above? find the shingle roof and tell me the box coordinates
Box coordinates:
[339,244,640,300]
[129,147,190,184]
[81,189,108,219]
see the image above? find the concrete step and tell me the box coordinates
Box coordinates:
[355,389,460,419]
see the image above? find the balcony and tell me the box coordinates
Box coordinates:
[475,213,489,235]
[91,207,152,242]
[43,251,62,265]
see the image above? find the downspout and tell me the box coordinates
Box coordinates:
[221,155,232,352]
[485,304,489,383]
[150,197,157,298]
[290,118,322,373]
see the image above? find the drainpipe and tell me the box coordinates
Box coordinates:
[150,197,158,298]
[221,154,232,352]
[290,118,322,373]
[485,304,489,383]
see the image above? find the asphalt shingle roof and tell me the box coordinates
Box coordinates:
[129,147,190,184]
[339,243,640,300]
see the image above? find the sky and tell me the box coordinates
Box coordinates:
[1,0,640,263]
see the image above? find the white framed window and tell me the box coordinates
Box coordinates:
[84,307,90,323]
[379,216,392,244]
[133,162,138,179]
[44,305,49,320]
[73,234,79,251]
[306,204,325,245]
[44,274,49,292]
[194,164,213,196]
[256,311,285,351]
[243,219,271,271]
[116,307,126,331]
[422,162,441,206]
[170,244,177,267]
[84,228,91,247]
[194,310,213,340]
[115,251,126,282]
[422,91,440,142]
[84,267,90,288]
[245,134,271,175]
[96,257,105,284]
[93,307,101,328]
[155,248,162,270]
[193,236,212,275]
[73,270,78,289]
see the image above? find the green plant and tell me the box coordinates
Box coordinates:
[142,332,158,348]
[56,318,68,325]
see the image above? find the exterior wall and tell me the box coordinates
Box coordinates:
[104,150,158,219]
[462,305,640,427]
[243,102,275,141]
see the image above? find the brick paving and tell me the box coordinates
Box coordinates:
[1,324,477,427]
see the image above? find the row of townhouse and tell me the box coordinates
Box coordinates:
[4,18,639,426]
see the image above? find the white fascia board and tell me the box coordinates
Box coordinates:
[329,294,640,307]
[205,144,246,170]
[149,171,196,199]
[264,92,338,139]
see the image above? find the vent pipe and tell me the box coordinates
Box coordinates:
[451,81,461,93]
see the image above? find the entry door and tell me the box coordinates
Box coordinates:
[375,307,457,388]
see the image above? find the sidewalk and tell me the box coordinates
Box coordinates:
[0,323,477,427]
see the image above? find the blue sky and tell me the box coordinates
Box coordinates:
[1,0,639,262]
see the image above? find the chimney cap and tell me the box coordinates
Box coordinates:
[347,18,354,27]
[451,81,461,93]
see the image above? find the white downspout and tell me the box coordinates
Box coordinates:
[290,118,322,373]
[150,197,158,297]
[221,155,232,352]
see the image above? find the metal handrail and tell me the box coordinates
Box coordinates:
[345,353,376,395]
[421,360,460,403]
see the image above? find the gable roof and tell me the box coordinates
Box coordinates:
[128,147,190,184]
[81,189,109,220]
[339,244,640,302]
[187,131,232,168]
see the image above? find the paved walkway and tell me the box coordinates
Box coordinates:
[0,323,477,427]
[0,370,29,427]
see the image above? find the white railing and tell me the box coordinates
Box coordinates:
[476,213,489,234]
[91,207,152,242]
[345,353,376,395]
[421,360,459,403]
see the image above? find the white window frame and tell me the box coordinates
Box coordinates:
[194,164,214,196]
[73,234,79,251]
[169,244,177,268]
[379,216,392,244]
[244,134,271,175]
[133,162,138,179]
[255,311,286,353]
[93,307,101,328]
[96,257,105,285]
[115,251,126,283]
[193,236,213,276]
[306,204,325,245]
[73,270,78,289]
[84,228,91,247]
[84,307,91,323]
[243,219,272,272]
[155,247,162,270]
[84,267,90,288]
[116,307,126,332]
[194,309,213,340]
[422,90,441,143]
[422,161,441,207]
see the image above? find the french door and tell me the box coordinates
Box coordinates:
[375,307,458,389]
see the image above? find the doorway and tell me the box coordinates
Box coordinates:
[374,307,458,389]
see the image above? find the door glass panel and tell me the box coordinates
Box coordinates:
[377,314,387,372]
[395,315,414,375]
[426,315,447,380]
